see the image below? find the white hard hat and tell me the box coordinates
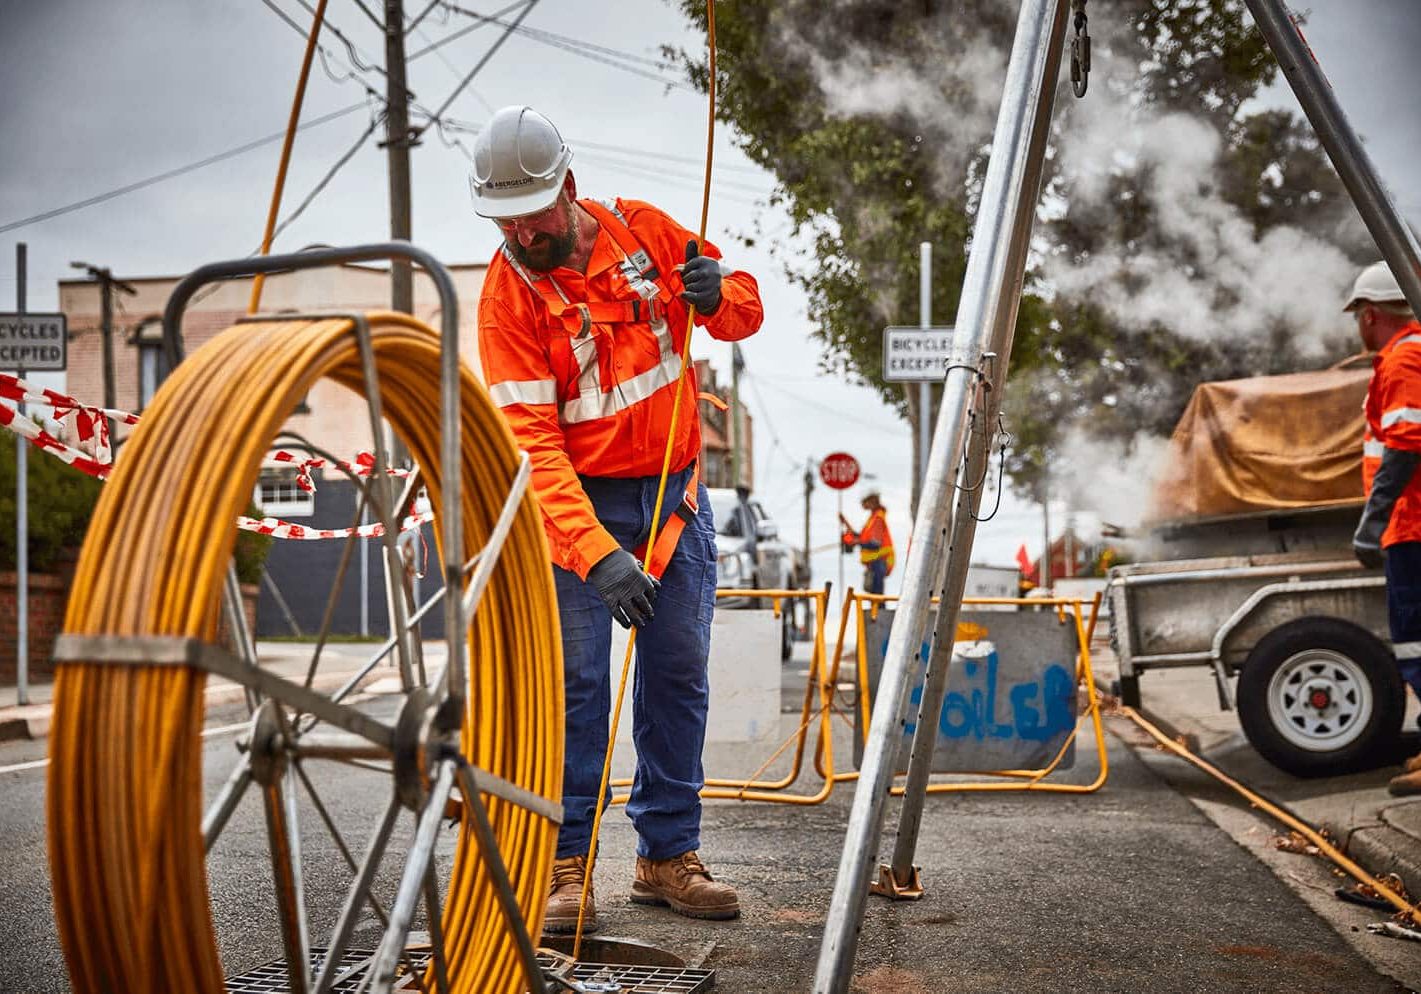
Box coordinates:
[468,106,573,219]
[1343,261,1409,312]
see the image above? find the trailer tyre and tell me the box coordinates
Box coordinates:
[1237,618,1403,777]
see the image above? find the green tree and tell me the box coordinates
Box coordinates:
[670,0,1365,509]
[0,435,271,582]
[0,433,103,573]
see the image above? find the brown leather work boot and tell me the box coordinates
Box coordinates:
[1388,768,1421,797]
[543,855,597,935]
[630,851,740,920]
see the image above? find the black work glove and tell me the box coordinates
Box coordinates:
[1354,446,1420,570]
[1352,518,1385,570]
[587,548,660,629]
[679,240,723,314]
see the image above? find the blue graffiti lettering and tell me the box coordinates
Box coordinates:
[930,654,1074,744]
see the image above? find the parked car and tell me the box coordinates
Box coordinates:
[707,486,797,660]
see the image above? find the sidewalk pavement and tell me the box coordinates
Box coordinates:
[1091,641,1421,906]
[0,640,406,742]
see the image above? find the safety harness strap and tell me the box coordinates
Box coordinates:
[499,198,675,339]
[635,460,700,581]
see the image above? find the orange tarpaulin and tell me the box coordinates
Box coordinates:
[1151,365,1370,521]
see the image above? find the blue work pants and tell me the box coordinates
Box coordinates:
[552,464,716,861]
[1386,541,1421,703]
[863,558,888,595]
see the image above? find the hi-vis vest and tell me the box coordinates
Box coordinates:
[851,509,895,575]
[1364,322,1421,547]
[477,197,764,579]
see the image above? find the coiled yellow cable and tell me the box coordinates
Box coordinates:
[47,312,562,992]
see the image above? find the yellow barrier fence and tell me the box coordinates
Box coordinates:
[832,591,1109,796]
[606,587,1111,809]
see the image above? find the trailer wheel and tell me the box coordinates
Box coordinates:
[1237,618,1403,777]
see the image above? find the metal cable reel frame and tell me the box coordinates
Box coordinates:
[47,245,564,994]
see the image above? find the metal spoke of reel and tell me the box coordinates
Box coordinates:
[48,254,565,994]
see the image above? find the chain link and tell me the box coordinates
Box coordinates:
[1070,0,1091,98]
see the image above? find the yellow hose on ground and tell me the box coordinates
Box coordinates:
[572,0,718,957]
[1121,706,1421,928]
[47,312,563,992]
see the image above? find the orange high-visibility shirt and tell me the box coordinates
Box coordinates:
[845,508,895,574]
[478,197,763,578]
[1363,321,1421,547]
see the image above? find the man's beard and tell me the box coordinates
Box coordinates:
[508,219,577,272]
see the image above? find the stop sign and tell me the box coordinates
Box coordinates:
[819,452,860,490]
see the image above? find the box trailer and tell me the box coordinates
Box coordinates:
[1107,366,1405,777]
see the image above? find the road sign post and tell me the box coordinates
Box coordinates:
[819,452,860,601]
[11,246,28,705]
[4,257,67,707]
[919,244,932,498]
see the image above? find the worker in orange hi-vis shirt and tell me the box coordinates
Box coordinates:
[1346,261,1421,797]
[471,106,763,933]
[840,490,895,595]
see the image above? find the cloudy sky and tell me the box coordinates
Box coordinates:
[2,0,1420,597]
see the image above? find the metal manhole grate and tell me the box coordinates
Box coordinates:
[536,953,715,993]
[226,949,713,993]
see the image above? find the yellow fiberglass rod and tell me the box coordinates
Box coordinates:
[572,0,718,958]
[248,0,328,315]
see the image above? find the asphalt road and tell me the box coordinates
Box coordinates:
[0,658,1416,993]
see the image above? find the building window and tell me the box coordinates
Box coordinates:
[130,318,171,412]
[254,468,315,518]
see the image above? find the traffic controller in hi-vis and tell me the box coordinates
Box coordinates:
[819,451,860,490]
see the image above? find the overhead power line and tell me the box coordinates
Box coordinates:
[440,3,675,70]
[0,0,510,235]
[406,0,445,33]
[0,103,370,236]
[746,372,905,435]
[420,0,539,133]
[438,116,769,182]
[440,1,697,93]
[405,0,542,61]
[271,112,386,243]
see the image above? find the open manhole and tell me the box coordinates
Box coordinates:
[225,943,715,993]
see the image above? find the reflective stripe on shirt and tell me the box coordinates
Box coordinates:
[489,379,557,407]
[1394,640,1421,661]
[1381,406,1421,429]
[562,317,682,424]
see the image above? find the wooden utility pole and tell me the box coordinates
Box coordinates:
[730,343,744,489]
[70,262,137,440]
[802,459,814,585]
[384,0,414,315]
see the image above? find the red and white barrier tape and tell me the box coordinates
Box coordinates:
[0,372,432,541]
[0,371,137,465]
[271,448,412,494]
[0,399,113,480]
[236,509,435,540]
